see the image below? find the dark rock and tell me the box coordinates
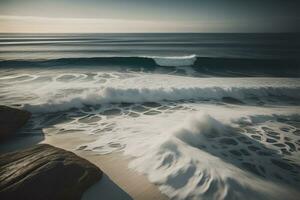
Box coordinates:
[222,97,244,105]
[0,105,31,141]
[0,144,102,200]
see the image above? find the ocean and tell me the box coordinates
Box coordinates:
[0,33,300,200]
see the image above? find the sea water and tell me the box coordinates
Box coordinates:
[0,33,300,200]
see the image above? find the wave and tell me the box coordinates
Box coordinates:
[1,55,299,77]
[23,86,300,113]
[124,113,300,200]
[0,55,197,67]
[1,55,198,67]
[150,55,197,66]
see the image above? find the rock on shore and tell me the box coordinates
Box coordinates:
[0,144,103,200]
[0,105,31,141]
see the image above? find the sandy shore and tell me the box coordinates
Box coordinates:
[43,133,169,200]
[0,132,168,200]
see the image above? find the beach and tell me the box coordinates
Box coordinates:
[0,131,169,200]
[43,133,169,200]
[1,33,299,200]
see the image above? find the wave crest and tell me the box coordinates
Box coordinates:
[1,55,299,77]
[0,55,198,67]
[151,55,197,67]
[23,86,300,113]
[126,114,298,200]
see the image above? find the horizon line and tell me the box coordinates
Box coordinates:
[0,32,299,34]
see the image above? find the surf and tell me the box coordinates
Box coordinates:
[0,70,299,113]
[1,33,300,200]
[1,55,299,77]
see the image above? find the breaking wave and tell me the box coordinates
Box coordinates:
[124,113,300,200]
[1,55,299,77]
[150,55,197,66]
[23,86,300,113]
[0,55,197,67]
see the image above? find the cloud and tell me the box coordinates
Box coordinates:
[0,15,205,33]
[2,14,290,33]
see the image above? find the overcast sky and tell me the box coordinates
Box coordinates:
[0,0,299,33]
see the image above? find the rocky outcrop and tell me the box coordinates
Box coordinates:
[0,144,103,200]
[0,105,31,141]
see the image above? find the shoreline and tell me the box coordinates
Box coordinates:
[43,133,169,200]
[0,132,168,200]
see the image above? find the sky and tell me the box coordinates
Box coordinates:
[0,0,299,33]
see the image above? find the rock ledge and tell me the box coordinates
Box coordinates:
[0,144,103,200]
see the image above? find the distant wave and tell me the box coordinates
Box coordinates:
[0,56,156,67]
[23,86,300,113]
[1,55,299,77]
[150,55,197,66]
[0,55,196,67]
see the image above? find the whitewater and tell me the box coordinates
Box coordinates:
[1,33,300,200]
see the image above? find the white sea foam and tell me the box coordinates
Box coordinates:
[75,106,300,200]
[1,71,297,112]
[2,34,300,200]
[126,113,300,200]
[150,55,197,66]
[21,85,300,113]
[2,68,299,199]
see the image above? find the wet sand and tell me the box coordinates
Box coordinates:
[0,132,168,200]
[41,133,169,200]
